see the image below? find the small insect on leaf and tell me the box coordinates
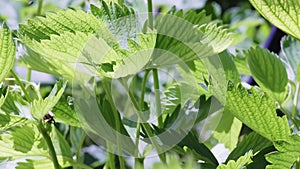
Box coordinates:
[43,111,55,124]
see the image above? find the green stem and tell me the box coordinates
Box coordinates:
[37,0,43,15]
[293,83,299,115]
[126,82,166,163]
[147,0,153,29]
[74,131,86,169]
[102,78,126,169]
[37,122,61,169]
[27,69,32,82]
[107,143,116,169]
[293,82,300,130]
[152,69,163,128]
[134,70,150,167]
[10,70,32,102]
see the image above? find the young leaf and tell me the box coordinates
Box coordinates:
[249,0,300,40]
[0,24,15,83]
[266,135,300,169]
[217,151,253,169]
[226,83,291,141]
[91,1,135,21]
[246,47,288,103]
[31,81,67,120]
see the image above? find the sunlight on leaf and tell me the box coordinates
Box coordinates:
[246,47,288,103]
[249,0,300,40]
[31,81,67,120]
[0,24,15,83]
[266,135,300,169]
[226,132,272,162]
[217,151,253,169]
[226,83,291,141]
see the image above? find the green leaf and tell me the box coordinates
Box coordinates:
[161,83,181,117]
[23,31,93,63]
[219,52,240,83]
[153,10,234,63]
[0,90,6,108]
[280,36,300,81]
[0,24,15,83]
[19,9,105,41]
[16,159,54,169]
[51,127,72,166]
[0,122,72,168]
[217,151,253,169]
[246,47,288,102]
[91,2,135,21]
[233,54,251,75]
[177,132,219,166]
[213,109,242,151]
[249,0,300,40]
[266,135,300,169]
[11,125,35,153]
[0,123,47,160]
[226,83,291,141]
[31,81,67,120]
[19,48,74,79]
[0,112,29,131]
[199,23,235,53]
[226,132,272,162]
[51,99,80,127]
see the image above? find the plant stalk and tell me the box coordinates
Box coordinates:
[10,70,32,102]
[147,0,153,29]
[152,69,163,128]
[134,70,150,167]
[37,0,43,16]
[37,122,61,169]
[27,69,32,82]
[102,78,126,169]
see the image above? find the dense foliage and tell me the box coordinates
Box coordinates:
[0,0,300,168]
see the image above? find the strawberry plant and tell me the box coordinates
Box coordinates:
[0,0,300,168]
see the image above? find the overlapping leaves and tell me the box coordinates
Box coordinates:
[266,135,300,169]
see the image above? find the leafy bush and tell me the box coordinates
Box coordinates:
[0,0,300,168]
